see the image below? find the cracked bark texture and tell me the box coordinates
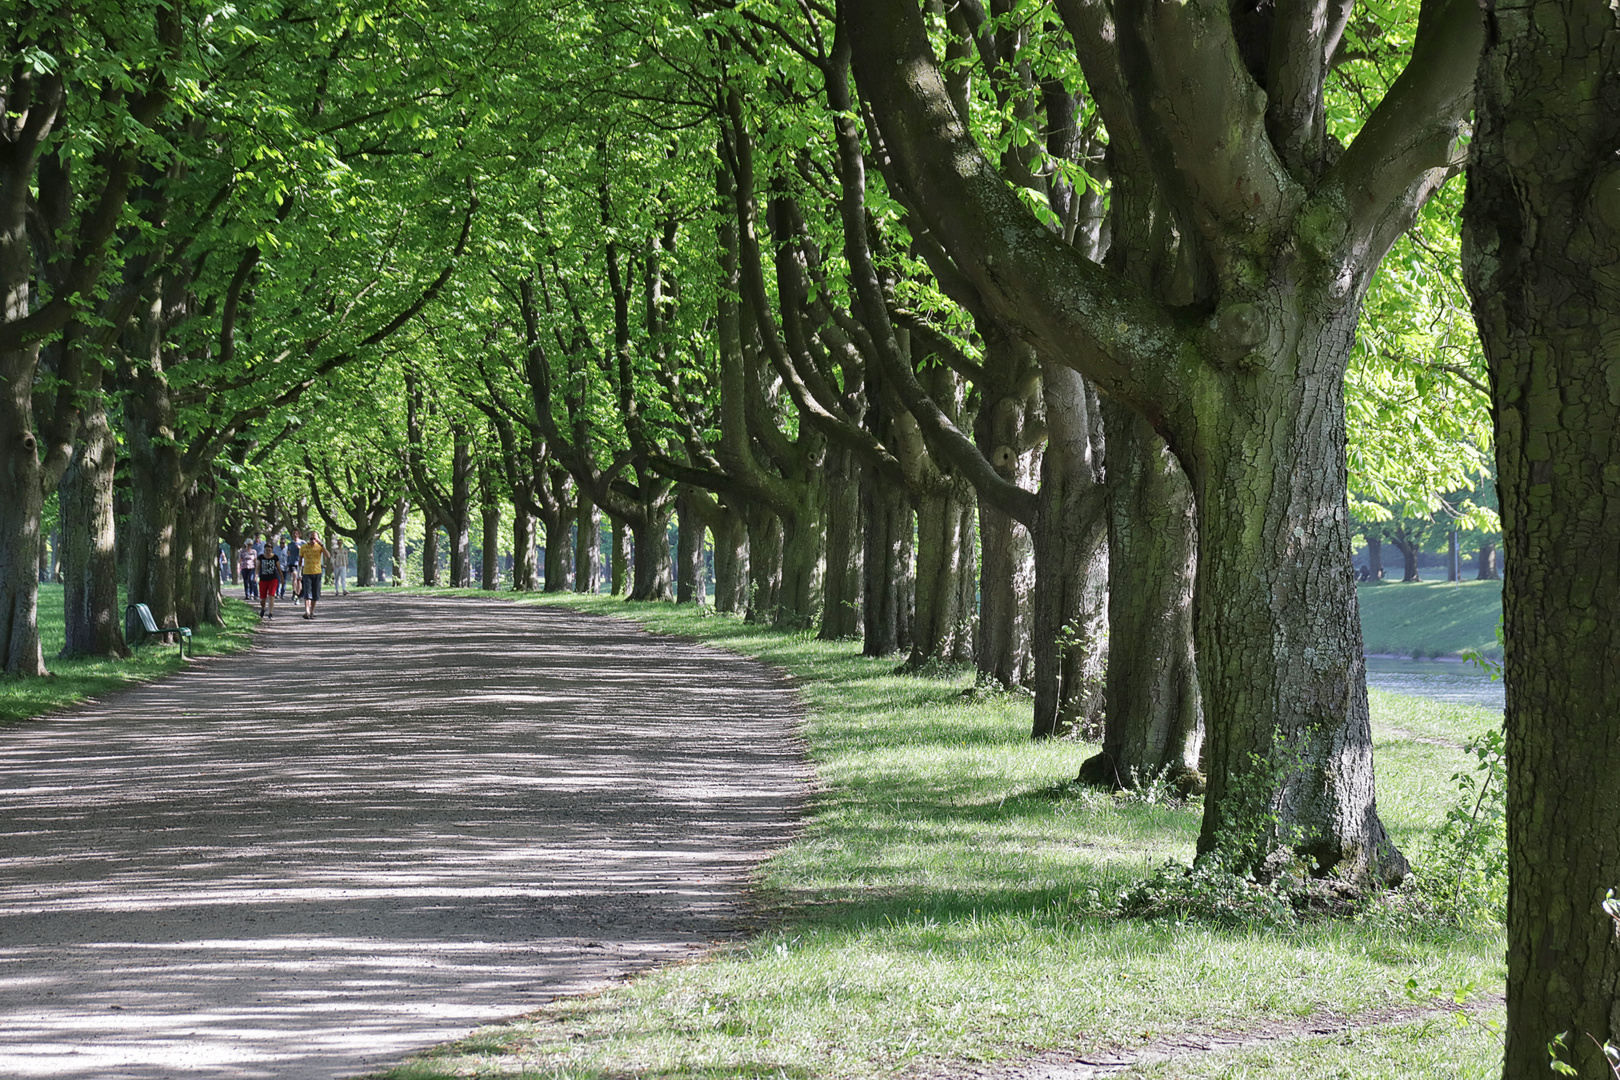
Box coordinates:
[1079,397,1202,789]
[1462,8,1620,1077]
[843,0,1481,882]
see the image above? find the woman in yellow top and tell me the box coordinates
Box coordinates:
[299,531,331,620]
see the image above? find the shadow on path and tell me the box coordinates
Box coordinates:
[0,594,808,1079]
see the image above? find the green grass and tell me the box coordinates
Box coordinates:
[1357,579,1503,660]
[358,588,1505,1080]
[0,583,259,725]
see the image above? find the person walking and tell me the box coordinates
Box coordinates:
[280,535,300,599]
[332,539,350,596]
[299,531,331,619]
[238,537,258,599]
[256,543,282,618]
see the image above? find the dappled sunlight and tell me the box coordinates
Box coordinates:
[0,594,807,1079]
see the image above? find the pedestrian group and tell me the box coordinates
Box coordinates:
[240,528,347,620]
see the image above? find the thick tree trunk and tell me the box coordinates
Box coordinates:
[609,515,631,597]
[1188,312,1404,884]
[861,463,912,655]
[481,501,501,590]
[1080,401,1202,790]
[778,497,823,629]
[745,508,783,624]
[57,391,126,659]
[1030,366,1108,740]
[1365,532,1385,580]
[629,505,674,602]
[541,507,573,592]
[1475,538,1498,581]
[390,500,408,585]
[353,527,377,587]
[184,474,222,629]
[575,494,599,594]
[675,490,703,604]
[124,353,186,640]
[422,519,440,586]
[1389,531,1421,582]
[512,508,535,591]
[0,163,46,675]
[1464,18,1620,1076]
[819,444,863,638]
[977,499,1036,688]
[446,439,473,588]
[907,474,976,668]
[712,509,748,614]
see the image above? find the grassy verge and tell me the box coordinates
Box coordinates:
[1357,579,1502,660]
[354,588,1504,1080]
[0,583,259,725]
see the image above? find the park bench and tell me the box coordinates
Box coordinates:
[126,603,192,659]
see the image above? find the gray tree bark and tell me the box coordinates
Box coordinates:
[819,444,863,638]
[575,493,599,594]
[1463,12,1620,1076]
[1079,400,1203,790]
[1030,365,1108,739]
[57,389,125,658]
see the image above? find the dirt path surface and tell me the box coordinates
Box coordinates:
[0,594,808,1080]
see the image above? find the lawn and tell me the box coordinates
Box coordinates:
[362,590,1506,1080]
[0,583,259,725]
[1357,579,1503,660]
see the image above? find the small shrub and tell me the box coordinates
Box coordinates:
[1415,728,1507,925]
[1115,857,1297,928]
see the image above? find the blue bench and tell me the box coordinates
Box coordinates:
[126,603,192,658]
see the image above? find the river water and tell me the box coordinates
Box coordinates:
[1364,657,1505,711]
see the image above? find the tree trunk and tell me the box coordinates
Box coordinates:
[629,505,674,602]
[976,498,1036,688]
[610,514,631,597]
[184,473,222,629]
[353,526,377,587]
[1463,17,1620,1075]
[777,495,823,629]
[0,156,46,675]
[1389,530,1422,582]
[675,489,703,604]
[712,508,749,614]
[481,501,501,590]
[541,506,573,592]
[1447,528,1460,581]
[1476,538,1498,581]
[861,463,912,655]
[1030,365,1108,740]
[1187,310,1404,884]
[422,518,440,586]
[575,493,599,594]
[907,474,976,668]
[123,346,186,640]
[745,508,783,624]
[819,444,863,638]
[390,499,408,585]
[512,507,535,591]
[57,390,126,659]
[1365,532,1385,580]
[446,437,473,588]
[1080,400,1202,791]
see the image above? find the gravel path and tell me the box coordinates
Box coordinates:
[0,593,808,1079]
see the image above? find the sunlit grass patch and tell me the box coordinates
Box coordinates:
[360,589,1506,1080]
